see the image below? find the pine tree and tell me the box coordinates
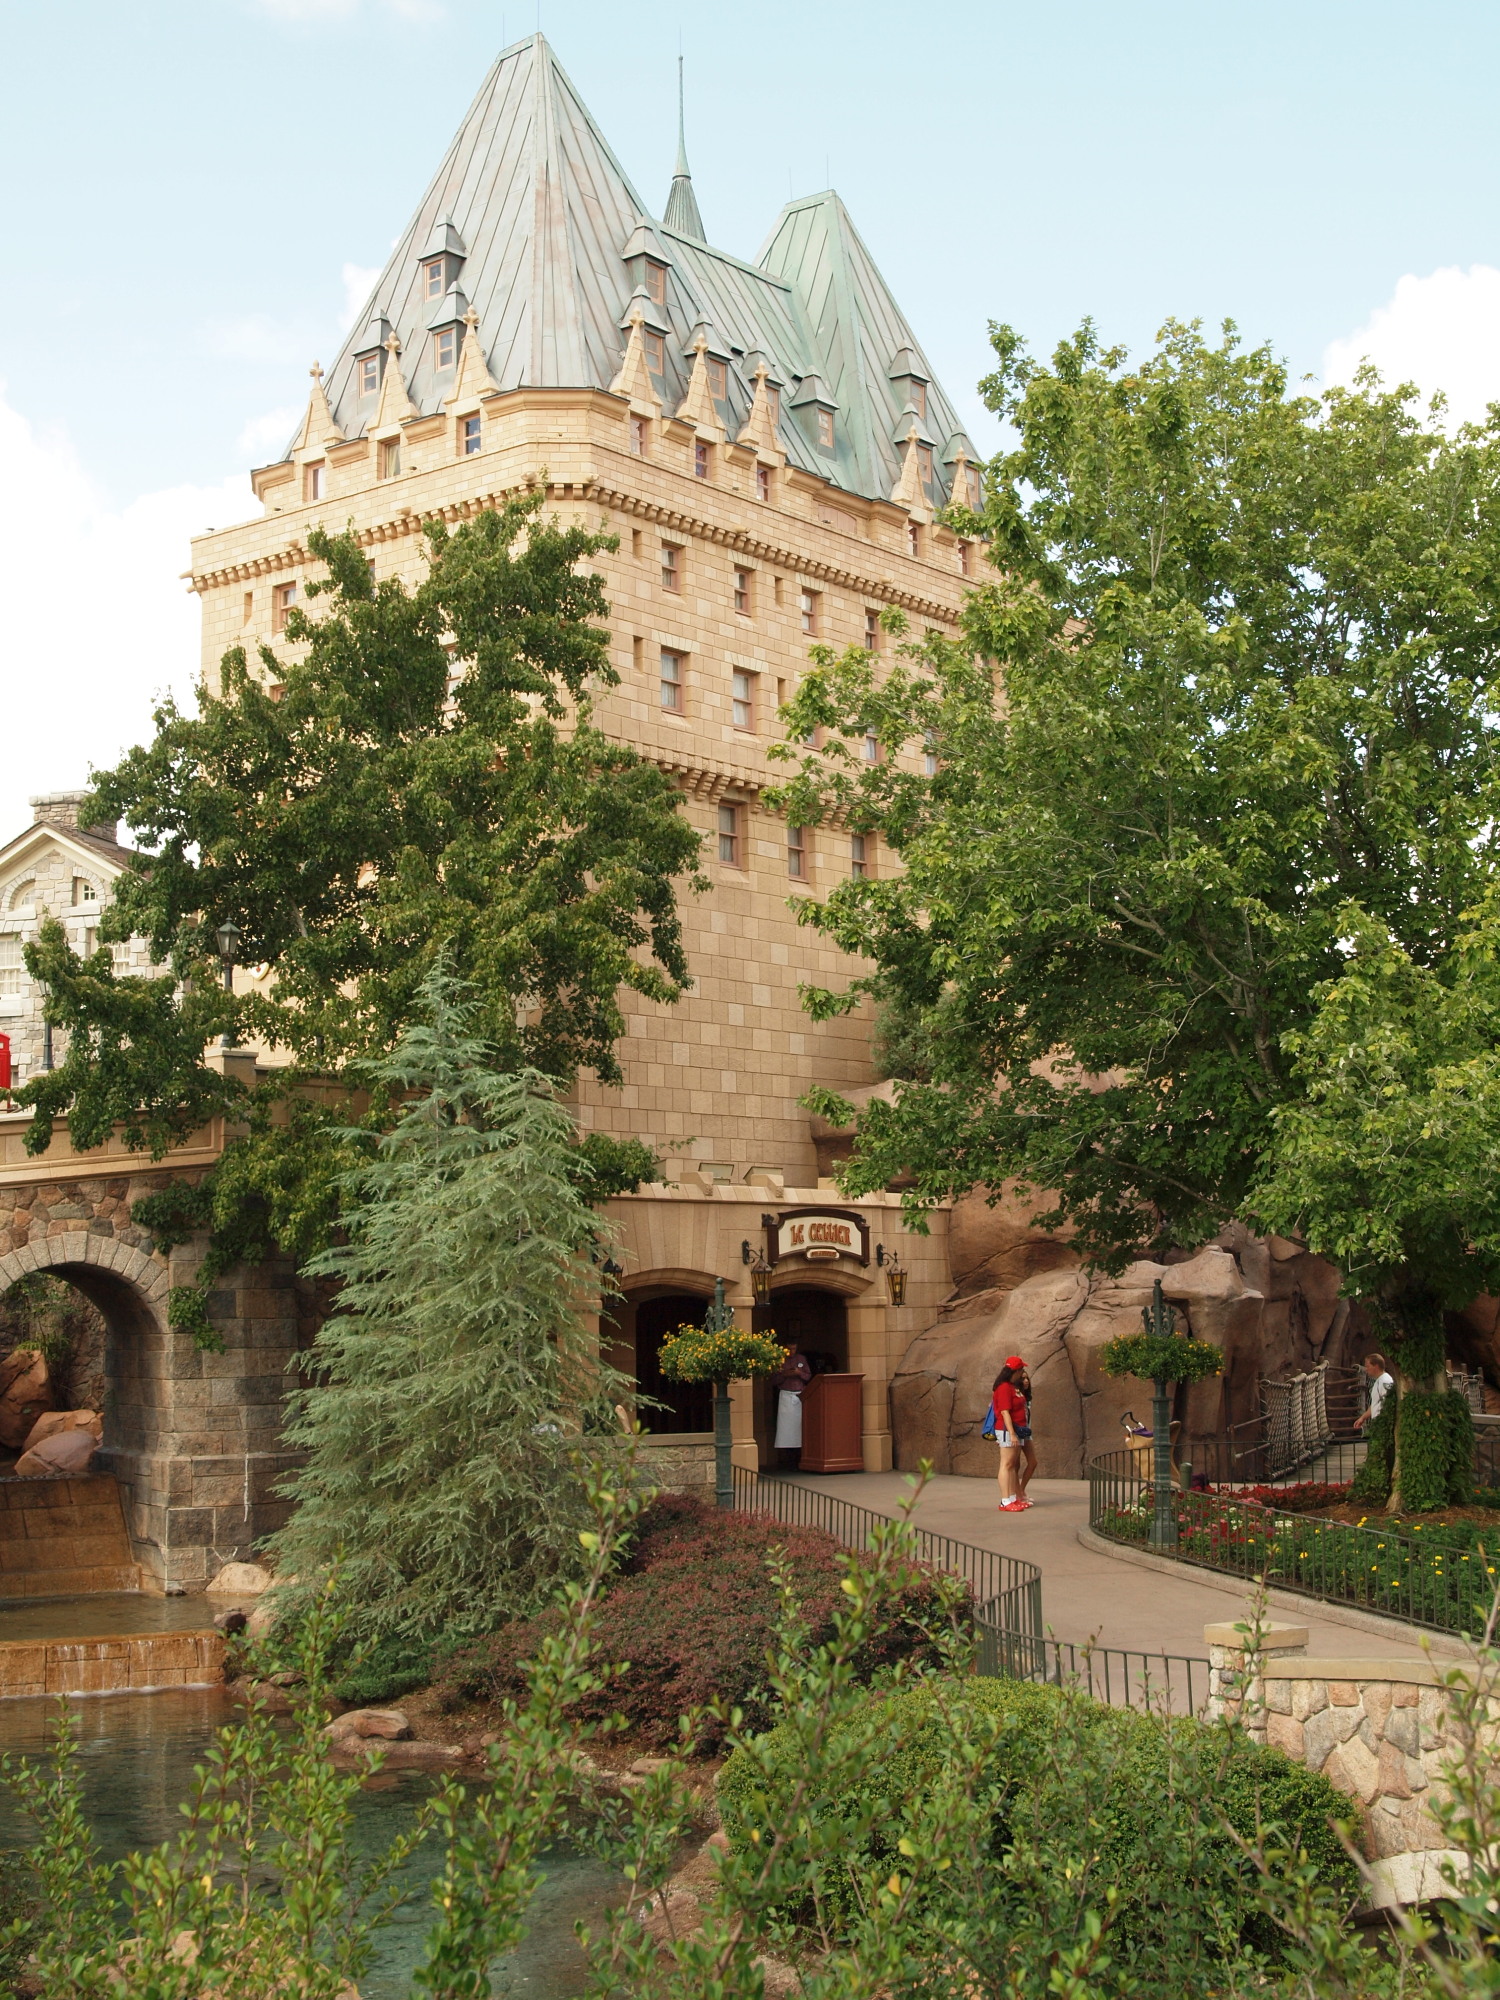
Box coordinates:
[267,972,630,1645]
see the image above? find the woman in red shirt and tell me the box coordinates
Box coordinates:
[991,1360,1031,1512]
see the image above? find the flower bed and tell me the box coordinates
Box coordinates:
[1093,1479,1500,1635]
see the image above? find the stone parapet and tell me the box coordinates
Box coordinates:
[1205,1621,1473,1907]
[638,1437,715,1497]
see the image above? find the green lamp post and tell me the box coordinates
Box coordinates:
[1100,1278,1222,1551]
[658,1278,787,1508]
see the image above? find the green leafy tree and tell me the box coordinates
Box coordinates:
[20,495,698,1307]
[770,321,1500,1504]
[1249,914,1500,1508]
[265,972,634,1647]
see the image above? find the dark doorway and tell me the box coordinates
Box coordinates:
[632,1293,714,1434]
[753,1286,848,1375]
[751,1287,849,1466]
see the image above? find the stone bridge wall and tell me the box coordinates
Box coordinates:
[1206,1620,1471,1908]
[0,1155,301,1593]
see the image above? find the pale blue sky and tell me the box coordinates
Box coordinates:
[3,0,1500,823]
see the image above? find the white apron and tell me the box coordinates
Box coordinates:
[774,1387,804,1449]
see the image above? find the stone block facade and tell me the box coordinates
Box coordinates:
[1206,1621,1471,1906]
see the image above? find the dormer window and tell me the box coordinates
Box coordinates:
[424,258,446,300]
[766,385,781,424]
[917,443,934,483]
[433,327,457,371]
[359,354,380,397]
[644,330,665,376]
[912,381,928,422]
[645,260,667,307]
[707,358,727,401]
[72,877,97,907]
[816,409,834,451]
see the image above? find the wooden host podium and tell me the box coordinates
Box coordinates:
[799,1373,865,1473]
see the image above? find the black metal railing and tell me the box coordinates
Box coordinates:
[1089,1447,1497,1637]
[731,1470,1211,1713]
[732,1466,1043,1641]
[974,1617,1210,1716]
[1174,1434,1370,1491]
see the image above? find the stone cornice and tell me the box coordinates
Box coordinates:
[189,475,964,625]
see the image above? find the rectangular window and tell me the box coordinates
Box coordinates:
[864,607,881,651]
[631,528,643,556]
[850,833,869,880]
[242,590,254,627]
[72,877,97,906]
[766,385,781,423]
[694,439,711,479]
[733,568,752,616]
[717,802,741,867]
[82,928,97,959]
[303,461,324,502]
[924,731,939,777]
[644,330,665,376]
[631,635,644,673]
[645,259,667,306]
[756,464,771,502]
[907,521,921,557]
[816,408,834,450]
[787,826,807,880]
[272,581,297,632]
[630,416,648,457]
[0,936,22,996]
[434,327,457,371]
[863,727,880,764]
[460,413,481,456]
[732,669,755,731]
[660,543,681,592]
[917,443,934,484]
[800,589,819,637]
[359,354,380,397]
[912,381,928,422]
[379,438,401,480]
[707,357,727,400]
[958,539,972,575]
[426,258,447,299]
[659,649,684,712]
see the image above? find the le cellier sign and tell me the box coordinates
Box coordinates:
[763,1206,871,1268]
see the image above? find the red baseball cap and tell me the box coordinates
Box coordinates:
[1004,1355,1026,1370]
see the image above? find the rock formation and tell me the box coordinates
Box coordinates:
[891,1190,1366,1479]
[0,1348,54,1450]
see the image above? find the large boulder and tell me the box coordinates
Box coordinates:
[20,1408,103,1453]
[15,1426,98,1477]
[0,1349,55,1450]
[206,1561,273,1597]
[947,1184,1081,1297]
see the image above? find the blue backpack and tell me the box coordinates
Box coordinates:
[981,1402,997,1438]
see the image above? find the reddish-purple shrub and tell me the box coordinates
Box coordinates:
[434,1493,963,1749]
[1224,1482,1352,1513]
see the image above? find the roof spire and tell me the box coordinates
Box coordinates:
[663,55,705,240]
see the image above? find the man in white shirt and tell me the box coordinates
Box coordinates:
[1354,1352,1394,1430]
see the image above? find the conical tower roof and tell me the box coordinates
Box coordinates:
[663,56,706,241]
[295,35,967,511]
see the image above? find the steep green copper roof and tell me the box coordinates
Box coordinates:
[312,34,972,509]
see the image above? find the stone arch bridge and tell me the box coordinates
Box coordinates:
[0,1110,302,1592]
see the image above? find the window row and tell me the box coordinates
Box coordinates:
[296,413,483,506]
[712,805,874,882]
[652,545,916,647]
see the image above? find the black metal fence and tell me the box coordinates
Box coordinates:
[1089,1447,1496,1637]
[1175,1434,1371,1491]
[731,1466,1043,1641]
[974,1618,1210,1716]
[732,1470,1211,1714]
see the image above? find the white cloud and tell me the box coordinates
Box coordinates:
[0,385,257,840]
[238,405,300,463]
[203,314,304,365]
[1323,265,1500,427]
[341,262,382,332]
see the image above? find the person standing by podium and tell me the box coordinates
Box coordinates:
[772,1347,813,1469]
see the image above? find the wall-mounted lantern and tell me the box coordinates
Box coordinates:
[742,1239,775,1304]
[877,1245,908,1306]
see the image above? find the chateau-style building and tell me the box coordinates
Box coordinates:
[187,34,976,1481]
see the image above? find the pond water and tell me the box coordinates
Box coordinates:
[0,1688,618,1997]
[0,1592,217,1642]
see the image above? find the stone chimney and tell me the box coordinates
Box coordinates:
[30,791,118,847]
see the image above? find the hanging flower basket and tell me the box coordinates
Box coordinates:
[658,1325,788,1385]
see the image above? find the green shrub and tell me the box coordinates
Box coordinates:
[719,1675,1358,1981]
[0,1846,43,1995]
[330,1631,440,1706]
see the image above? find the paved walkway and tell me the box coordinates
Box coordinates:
[783,1472,1433,1663]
